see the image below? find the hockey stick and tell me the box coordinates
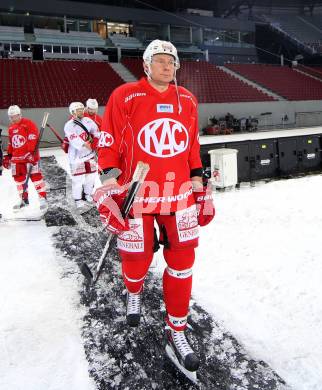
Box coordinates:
[80,161,150,285]
[46,123,63,143]
[73,118,92,141]
[21,112,50,203]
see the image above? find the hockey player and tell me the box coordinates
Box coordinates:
[3,105,47,211]
[0,128,3,176]
[84,98,102,130]
[95,40,215,373]
[64,102,100,209]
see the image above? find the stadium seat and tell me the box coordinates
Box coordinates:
[122,58,275,103]
[0,59,124,108]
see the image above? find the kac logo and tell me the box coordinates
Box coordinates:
[98,131,114,147]
[138,118,188,158]
[12,134,26,148]
[80,132,88,142]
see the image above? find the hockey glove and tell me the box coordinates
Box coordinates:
[3,154,11,169]
[93,184,130,235]
[193,187,215,227]
[61,137,69,153]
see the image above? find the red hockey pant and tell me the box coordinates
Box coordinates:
[12,163,46,200]
[118,211,199,331]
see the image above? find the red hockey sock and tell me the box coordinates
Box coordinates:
[163,248,195,331]
[31,173,46,198]
[13,175,27,200]
[121,253,153,293]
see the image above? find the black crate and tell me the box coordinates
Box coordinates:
[201,132,322,183]
[297,135,322,171]
[278,137,298,175]
[250,139,278,180]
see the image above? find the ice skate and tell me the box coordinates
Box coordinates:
[39,197,48,211]
[165,327,199,373]
[75,199,92,213]
[84,194,93,203]
[13,198,29,212]
[126,291,142,327]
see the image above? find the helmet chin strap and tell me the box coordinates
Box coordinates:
[173,69,182,115]
[144,63,152,80]
[144,62,182,115]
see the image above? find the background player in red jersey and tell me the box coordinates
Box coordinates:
[95,40,215,372]
[3,105,47,211]
[84,98,102,130]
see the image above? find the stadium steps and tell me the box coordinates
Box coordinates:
[219,66,285,101]
[297,16,322,35]
[293,67,322,83]
[109,62,137,82]
[24,33,36,43]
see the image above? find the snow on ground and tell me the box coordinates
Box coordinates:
[1,147,322,390]
[195,176,322,390]
[152,173,322,390]
[0,166,95,390]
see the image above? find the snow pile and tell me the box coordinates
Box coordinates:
[0,167,94,390]
[194,175,322,390]
[1,147,322,390]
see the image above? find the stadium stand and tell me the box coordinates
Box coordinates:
[122,58,275,103]
[0,26,25,43]
[225,63,322,101]
[0,59,123,108]
[109,33,143,49]
[121,57,145,79]
[176,43,202,51]
[298,65,322,80]
[262,14,322,52]
[300,16,322,52]
[34,28,105,47]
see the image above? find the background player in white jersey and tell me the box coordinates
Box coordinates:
[95,40,215,373]
[64,102,100,209]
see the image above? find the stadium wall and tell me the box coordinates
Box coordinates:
[1,101,322,149]
[199,100,322,128]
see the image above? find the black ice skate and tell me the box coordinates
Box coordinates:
[39,197,48,211]
[165,326,199,380]
[126,291,141,327]
[13,198,29,211]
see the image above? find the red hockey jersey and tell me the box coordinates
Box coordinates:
[98,77,202,214]
[7,118,40,163]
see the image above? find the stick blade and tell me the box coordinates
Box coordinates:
[80,263,93,282]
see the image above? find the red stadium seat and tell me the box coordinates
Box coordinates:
[122,58,275,103]
[0,58,124,109]
[225,63,322,101]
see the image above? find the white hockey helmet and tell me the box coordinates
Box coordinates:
[86,98,98,110]
[69,102,84,115]
[8,105,21,116]
[143,40,180,69]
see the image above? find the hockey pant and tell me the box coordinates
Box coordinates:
[117,206,199,331]
[70,159,96,201]
[12,162,46,201]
